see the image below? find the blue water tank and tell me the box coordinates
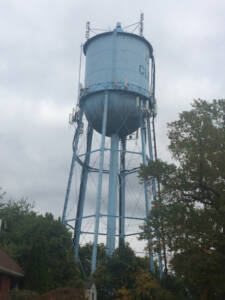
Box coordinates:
[81,23,153,137]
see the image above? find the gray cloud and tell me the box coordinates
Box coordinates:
[1,0,225,245]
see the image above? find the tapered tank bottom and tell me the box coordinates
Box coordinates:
[81,90,142,137]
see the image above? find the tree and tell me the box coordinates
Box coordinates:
[0,187,5,203]
[78,242,107,277]
[0,199,82,293]
[94,243,142,300]
[139,99,225,299]
[116,270,177,300]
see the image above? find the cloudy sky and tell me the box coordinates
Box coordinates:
[1,0,225,220]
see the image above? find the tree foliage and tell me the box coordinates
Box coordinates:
[78,242,107,277]
[139,99,225,299]
[9,289,39,300]
[0,199,82,293]
[116,270,176,300]
[94,243,144,299]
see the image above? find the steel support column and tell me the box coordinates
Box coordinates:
[91,92,108,273]
[119,138,126,247]
[106,134,119,255]
[140,100,155,274]
[146,116,163,278]
[62,109,83,224]
[74,125,93,260]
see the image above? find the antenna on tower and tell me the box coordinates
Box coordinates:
[85,21,90,39]
[140,13,144,36]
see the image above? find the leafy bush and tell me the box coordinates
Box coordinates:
[9,289,39,300]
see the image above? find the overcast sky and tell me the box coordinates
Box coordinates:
[1,0,225,220]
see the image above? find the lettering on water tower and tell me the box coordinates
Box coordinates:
[139,64,149,80]
[139,54,150,80]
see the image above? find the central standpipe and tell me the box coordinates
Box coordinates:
[106,134,119,255]
[119,138,126,247]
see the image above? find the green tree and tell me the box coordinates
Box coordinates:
[116,270,177,300]
[0,199,82,293]
[94,243,142,300]
[139,99,225,299]
[25,235,49,292]
[78,242,107,277]
[0,187,5,202]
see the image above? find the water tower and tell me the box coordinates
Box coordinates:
[62,16,163,275]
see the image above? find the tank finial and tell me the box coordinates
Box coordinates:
[115,22,122,32]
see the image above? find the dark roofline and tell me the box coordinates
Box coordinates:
[0,249,24,278]
[0,266,24,277]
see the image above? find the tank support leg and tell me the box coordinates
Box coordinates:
[119,138,126,248]
[146,117,163,278]
[74,125,93,260]
[140,100,155,274]
[106,134,119,255]
[91,92,108,273]
[62,109,84,224]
